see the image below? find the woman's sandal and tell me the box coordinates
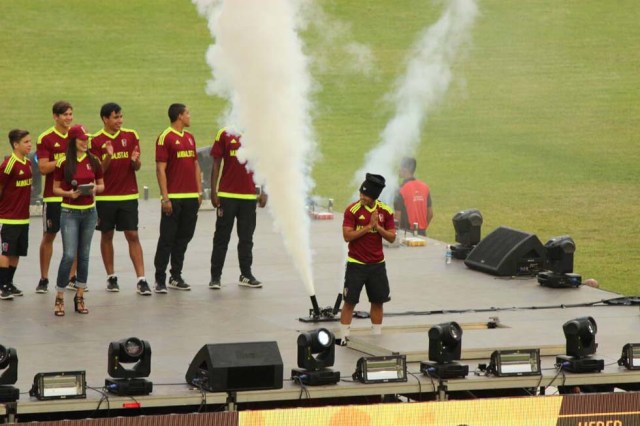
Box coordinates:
[74,296,89,314]
[54,297,65,317]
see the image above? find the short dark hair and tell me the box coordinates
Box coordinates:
[401,157,417,174]
[52,100,73,115]
[8,129,29,149]
[168,103,186,122]
[100,102,121,119]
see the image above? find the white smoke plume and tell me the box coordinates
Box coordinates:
[193,0,318,296]
[353,0,479,202]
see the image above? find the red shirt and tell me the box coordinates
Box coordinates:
[397,178,431,231]
[54,154,103,209]
[0,153,32,224]
[210,129,257,199]
[155,127,199,198]
[343,200,395,264]
[36,127,67,201]
[90,128,140,200]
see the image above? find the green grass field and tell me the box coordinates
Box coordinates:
[1,0,638,294]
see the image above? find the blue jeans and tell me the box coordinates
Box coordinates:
[56,207,97,291]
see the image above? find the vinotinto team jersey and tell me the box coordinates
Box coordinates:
[210,128,257,199]
[343,200,395,264]
[0,153,32,224]
[54,154,103,209]
[90,128,140,201]
[36,127,67,202]
[155,127,199,198]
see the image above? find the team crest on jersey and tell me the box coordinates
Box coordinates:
[188,137,194,147]
[121,139,127,147]
[87,163,91,170]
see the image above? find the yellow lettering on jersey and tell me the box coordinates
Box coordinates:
[16,178,32,187]
[111,151,129,160]
[54,152,66,161]
[176,150,195,159]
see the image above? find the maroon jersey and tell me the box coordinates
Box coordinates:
[155,127,199,198]
[36,127,67,201]
[90,128,140,200]
[210,128,257,199]
[54,154,103,209]
[343,200,395,264]
[0,154,32,224]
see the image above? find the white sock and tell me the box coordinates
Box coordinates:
[371,324,382,335]
[340,323,351,338]
[137,276,146,283]
[108,274,116,279]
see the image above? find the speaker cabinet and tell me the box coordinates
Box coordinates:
[464,226,545,276]
[185,341,283,392]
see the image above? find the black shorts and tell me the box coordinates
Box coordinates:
[43,201,61,234]
[343,261,391,305]
[96,199,139,232]
[0,223,29,257]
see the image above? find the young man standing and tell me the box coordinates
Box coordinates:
[90,103,150,295]
[340,173,396,340]
[35,101,76,294]
[153,103,202,293]
[0,130,33,300]
[209,128,268,289]
[394,157,433,236]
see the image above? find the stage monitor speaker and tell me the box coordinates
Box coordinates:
[464,226,545,277]
[185,341,283,392]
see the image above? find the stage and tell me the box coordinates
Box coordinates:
[2,199,639,419]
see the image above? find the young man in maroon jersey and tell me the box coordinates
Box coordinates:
[394,157,433,236]
[209,128,268,290]
[35,101,78,294]
[91,103,150,295]
[0,130,33,300]
[340,173,396,341]
[154,103,202,293]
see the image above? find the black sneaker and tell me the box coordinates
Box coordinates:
[0,287,14,300]
[239,275,262,288]
[154,281,168,294]
[168,276,191,291]
[67,275,88,292]
[9,284,23,297]
[209,277,221,290]
[137,280,152,296]
[35,278,49,294]
[106,276,120,292]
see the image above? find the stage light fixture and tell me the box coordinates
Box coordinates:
[556,316,604,373]
[489,349,541,377]
[451,209,483,259]
[0,344,19,402]
[537,235,582,288]
[352,354,407,384]
[105,337,153,396]
[291,328,340,385]
[618,343,640,370]
[420,321,469,379]
[29,371,86,400]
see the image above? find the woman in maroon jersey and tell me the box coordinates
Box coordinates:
[52,125,104,316]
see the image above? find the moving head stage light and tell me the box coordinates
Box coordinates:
[291,328,340,386]
[105,337,153,396]
[451,209,483,260]
[420,321,469,379]
[538,235,582,288]
[0,344,19,402]
[556,316,604,373]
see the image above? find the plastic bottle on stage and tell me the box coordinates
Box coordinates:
[445,245,452,264]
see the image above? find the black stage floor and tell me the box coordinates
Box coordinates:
[3,199,638,416]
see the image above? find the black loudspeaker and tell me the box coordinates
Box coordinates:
[464,226,545,276]
[185,341,283,392]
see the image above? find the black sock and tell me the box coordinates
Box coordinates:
[0,267,9,290]
[8,265,16,285]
